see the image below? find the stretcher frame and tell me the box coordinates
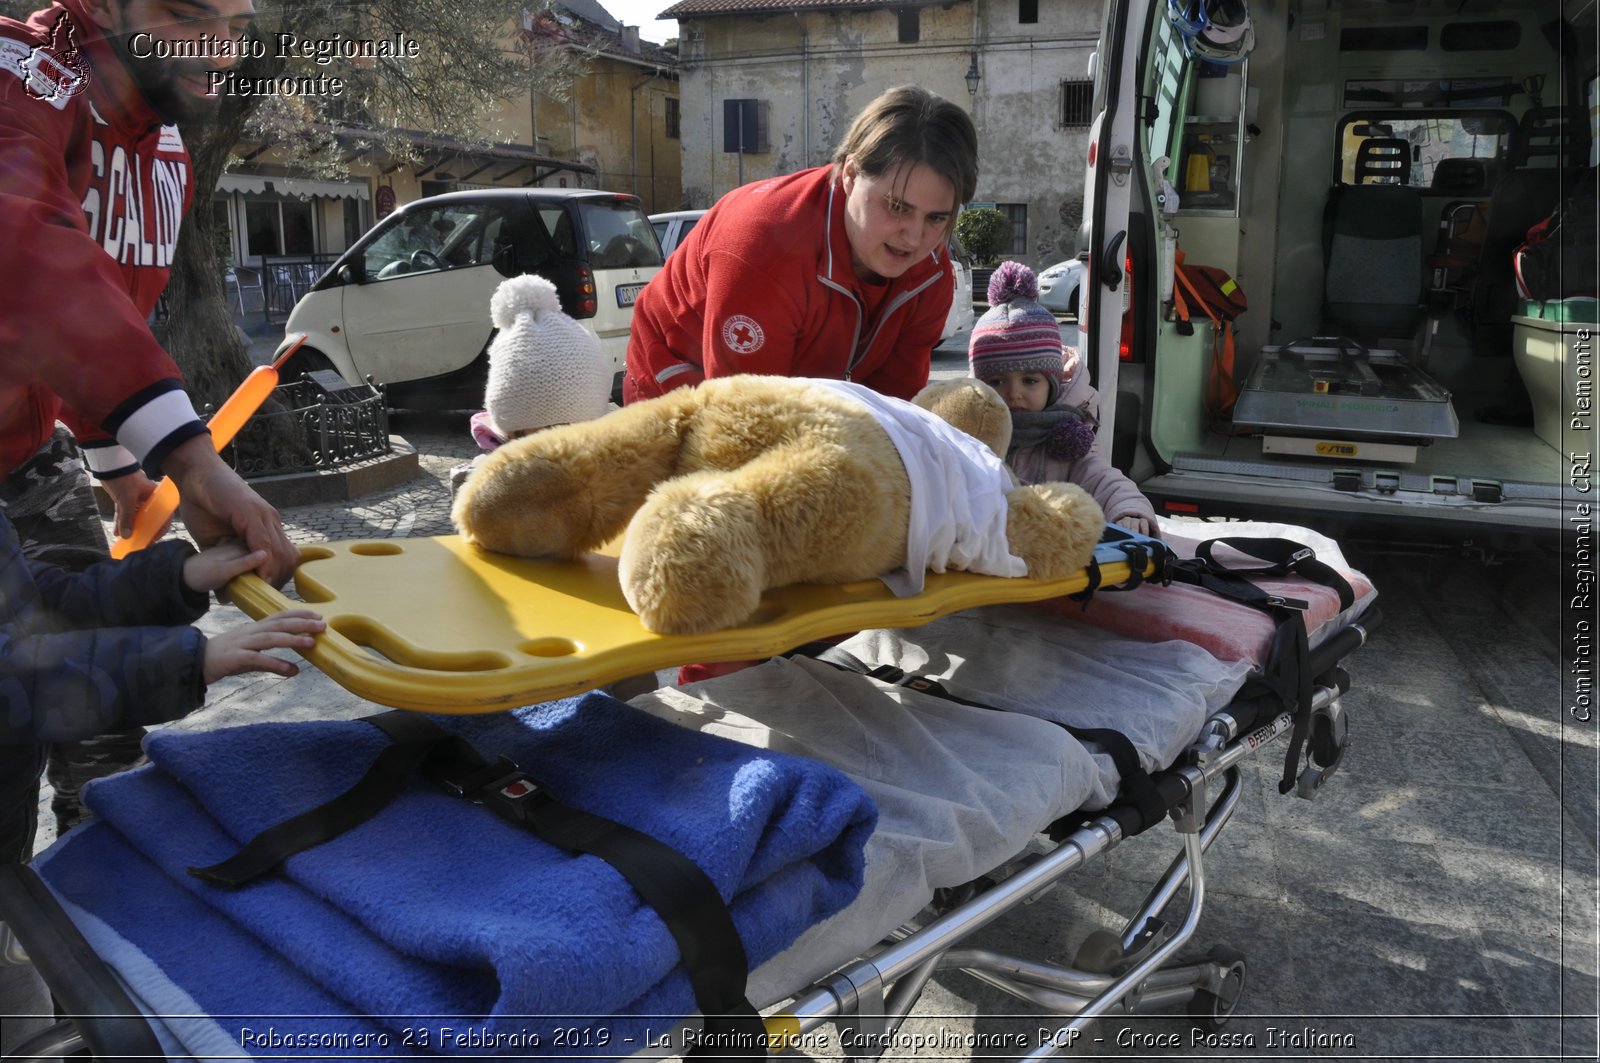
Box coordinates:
[0,529,1377,1062]
[768,676,1362,1062]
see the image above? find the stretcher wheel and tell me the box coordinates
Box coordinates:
[1073,929,1126,974]
[1188,944,1247,1031]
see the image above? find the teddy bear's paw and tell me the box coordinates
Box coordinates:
[1006,481,1106,581]
[619,473,767,634]
[451,453,595,559]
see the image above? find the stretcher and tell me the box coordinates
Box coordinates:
[0,518,1378,1062]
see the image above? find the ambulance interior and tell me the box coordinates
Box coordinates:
[1124,0,1596,534]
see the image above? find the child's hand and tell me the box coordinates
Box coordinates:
[183,539,270,595]
[1117,515,1157,538]
[202,609,325,685]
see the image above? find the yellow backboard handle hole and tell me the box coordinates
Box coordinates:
[329,616,512,673]
[520,637,580,658]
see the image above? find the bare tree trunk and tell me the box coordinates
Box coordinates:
[161,55,312,473]
[164,83,257,408]
[163,179,249,409]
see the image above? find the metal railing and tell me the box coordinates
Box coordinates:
[216,377,390,479]
[260,254,341,324]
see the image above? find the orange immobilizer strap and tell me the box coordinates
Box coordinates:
[111,335,307,558]
[1173,264,1237,418]
[1209,321,1239,417]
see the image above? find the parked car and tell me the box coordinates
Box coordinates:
[650,209,706,257]
[1037,258,1085,317]
[276,189,663,407]
[941,242,975,341]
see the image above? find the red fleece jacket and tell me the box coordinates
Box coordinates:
[624,166,953,403]
[0,0,205,480]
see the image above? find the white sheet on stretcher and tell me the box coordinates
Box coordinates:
[632,621,1249,1007]
[629,519,1376,1007]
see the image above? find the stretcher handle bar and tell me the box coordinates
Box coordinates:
[1198,684,1339,783]
[1025,831,1210,1062]
[8,1021,84,1062]
[882,953,942,1031]
[1308,607,1380,678]
[956,958,1207,1015]
[940,947,1116,997]
[779,817,1122,1031]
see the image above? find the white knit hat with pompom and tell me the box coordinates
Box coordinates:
[483,274,610,438]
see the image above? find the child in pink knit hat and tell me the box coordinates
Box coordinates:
[969,260,1158,536]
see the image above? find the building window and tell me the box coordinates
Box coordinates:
[342,198,364,252]
[243,197,315,261]
[1061,79,1094,127]
[665,96,680,139]
[722,99,770,153]
[998,203,1028,256]
[898,9,920,43]
[1020,0,1039,23]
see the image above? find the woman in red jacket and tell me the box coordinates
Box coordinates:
[625,85,978,404]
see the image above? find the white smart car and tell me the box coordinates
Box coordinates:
[277,189,662,407]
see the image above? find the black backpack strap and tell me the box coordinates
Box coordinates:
[192,712,766,1057]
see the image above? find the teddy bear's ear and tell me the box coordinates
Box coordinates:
[911,379,1012,456]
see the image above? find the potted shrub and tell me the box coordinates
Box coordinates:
[954,208,1014,304]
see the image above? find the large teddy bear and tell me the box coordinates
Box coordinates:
[451,375,1104,634]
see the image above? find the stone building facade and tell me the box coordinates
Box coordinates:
[662,0,1099,266]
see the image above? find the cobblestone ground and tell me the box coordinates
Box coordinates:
[279,411,478,542]
[90,411,480,547]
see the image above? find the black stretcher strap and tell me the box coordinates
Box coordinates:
[188,730,456,887]
[0,864,167,1062]
[190,712,765,1058]
[1068,528,1175,606]
[1169,538,1355,794]
[838,659,1173,836]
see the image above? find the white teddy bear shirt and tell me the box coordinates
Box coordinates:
[806,379,1027,596]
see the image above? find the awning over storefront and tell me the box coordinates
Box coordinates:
[382,129,597,185]
[216,174,370,200]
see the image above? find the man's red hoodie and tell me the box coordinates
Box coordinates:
[0,0,206,481]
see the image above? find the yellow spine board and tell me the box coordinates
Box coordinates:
[229,535,1140,714]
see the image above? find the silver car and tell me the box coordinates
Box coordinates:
[1037,258,1086,317]
[649,209,707,257]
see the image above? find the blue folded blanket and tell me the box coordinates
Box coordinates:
[37,692,876,1059]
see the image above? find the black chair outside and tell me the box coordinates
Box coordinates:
[261,253,341,325]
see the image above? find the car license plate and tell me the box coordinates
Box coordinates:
[616,283,646,307]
